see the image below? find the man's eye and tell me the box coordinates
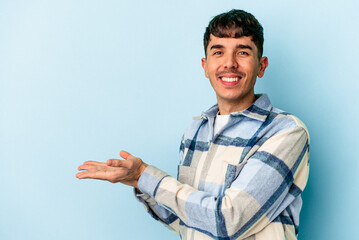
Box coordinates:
[238,51,249,56]
[213,51,222,55]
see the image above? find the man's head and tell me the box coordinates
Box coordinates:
[201,9,268,114]
[203,9,264,59]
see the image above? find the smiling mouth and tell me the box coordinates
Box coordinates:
[220,76,241,82]
[216,70,245,84]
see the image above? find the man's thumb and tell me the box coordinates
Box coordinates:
[120,150,134,160]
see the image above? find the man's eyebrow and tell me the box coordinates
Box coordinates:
[236,44,253,50]
[209,44,224,50]
[209,44,253,51]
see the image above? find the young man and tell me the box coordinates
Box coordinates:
[76,9,309,240]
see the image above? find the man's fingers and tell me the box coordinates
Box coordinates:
[76,171,106,180]
[78,164,91,171]
[76,171,89,179]
[107,158,133,169]
[119,150,135,160]
[83,161,107,166]
[107,159,123,167]
[78,161,107,171]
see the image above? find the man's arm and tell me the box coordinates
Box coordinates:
[76,151,180,234]
[134,126,309,239]
[76,126,309,239]
[134,189,180,234]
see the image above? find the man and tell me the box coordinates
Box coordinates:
[76,9,309,240]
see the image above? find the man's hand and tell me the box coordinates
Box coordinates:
[76,151,148,189]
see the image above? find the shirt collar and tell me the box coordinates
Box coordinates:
[200,94,272,122]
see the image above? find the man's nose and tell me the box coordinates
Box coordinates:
[223,54,238,69]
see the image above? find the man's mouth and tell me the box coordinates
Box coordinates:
[216,71,245,86]
[221,77,241,82]
[217,73,244,86]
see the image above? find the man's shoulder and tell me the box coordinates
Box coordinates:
[182,117,207,137]
[266,106,309,140]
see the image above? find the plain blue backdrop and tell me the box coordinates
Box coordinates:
[1,0,358,239]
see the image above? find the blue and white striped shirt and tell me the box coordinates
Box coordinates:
[136,94,310,240]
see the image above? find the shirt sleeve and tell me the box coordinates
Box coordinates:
[133,135,186,235]
[134,189,180,235]
[137,126,310,239]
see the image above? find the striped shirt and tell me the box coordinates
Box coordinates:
[136,94,310,240]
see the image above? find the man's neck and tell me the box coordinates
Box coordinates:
[217,95,256,115]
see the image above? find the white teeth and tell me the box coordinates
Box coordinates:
[222,77,239,82]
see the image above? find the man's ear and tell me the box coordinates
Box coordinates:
[201,57,209,78]
[257,56,268,78]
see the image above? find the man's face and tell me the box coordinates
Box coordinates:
[201,34,268,113]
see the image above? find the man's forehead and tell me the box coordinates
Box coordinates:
[208,34,256,47]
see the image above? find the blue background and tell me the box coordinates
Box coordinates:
[1,0,358,239]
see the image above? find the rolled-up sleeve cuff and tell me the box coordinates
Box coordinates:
[138,165,169,198]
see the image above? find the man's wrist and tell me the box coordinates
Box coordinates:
[134,162,148,190]
[139,162,149,176]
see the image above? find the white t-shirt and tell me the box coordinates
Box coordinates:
[213,113,230,137]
